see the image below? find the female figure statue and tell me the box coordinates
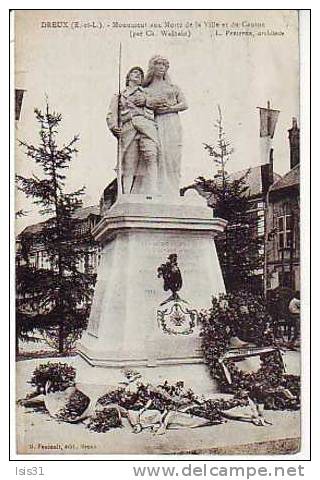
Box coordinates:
[143,56,188,195]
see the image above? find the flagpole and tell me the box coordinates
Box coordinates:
[257,101,280,297]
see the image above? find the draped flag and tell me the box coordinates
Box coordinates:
[259,106,280,139]
[258,103,280,165]
[15,89,25,121]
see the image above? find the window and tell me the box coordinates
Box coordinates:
[277,207,293,250]
[257,212,265,236]
[39,251,44,269]
[279,271,292,289]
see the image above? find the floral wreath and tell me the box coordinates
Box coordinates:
[199,292,300,410]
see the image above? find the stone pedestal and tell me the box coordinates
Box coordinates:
[76,194,227,394]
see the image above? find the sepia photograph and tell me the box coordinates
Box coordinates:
[13,9,306,456]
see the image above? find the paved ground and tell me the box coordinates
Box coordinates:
[15,354,300,456]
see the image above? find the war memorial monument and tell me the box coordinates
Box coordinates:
[76,55,227,393]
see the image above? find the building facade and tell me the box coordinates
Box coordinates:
[16,205,101,274]
[180,162,279,292]
[265,118,300,292]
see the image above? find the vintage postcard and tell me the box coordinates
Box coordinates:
[14,9,305,456]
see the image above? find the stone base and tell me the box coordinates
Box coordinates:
[74,354,219,398]
[78,330,203,367]
[77,197,227,386]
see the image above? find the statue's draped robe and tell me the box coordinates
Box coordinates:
[144,83,186,195]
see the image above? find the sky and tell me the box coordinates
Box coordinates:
[14,10,300,233]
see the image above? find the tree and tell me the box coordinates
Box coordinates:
[203,104,234,192]
[16,102,96,354]
[188,105,263,292]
